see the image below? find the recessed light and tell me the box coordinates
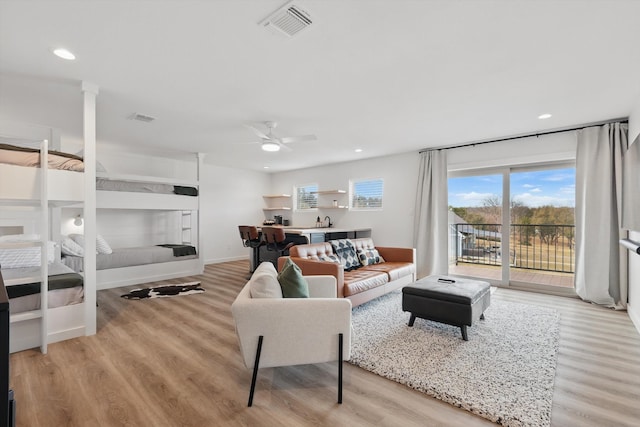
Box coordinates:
[538,113,552,120]
[263,166,270,169]
[53,48,76,60]
[354,148,363,153]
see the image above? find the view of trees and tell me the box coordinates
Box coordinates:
[451,195,575,247]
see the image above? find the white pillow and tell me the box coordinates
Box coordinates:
[61,237,84,257]
[68,233,85,247]
[249,262,283,298]
[96,234,113,254]
[69,233,112,254]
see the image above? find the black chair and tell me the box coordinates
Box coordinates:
[261,226,296,258]
[238,226,265,274]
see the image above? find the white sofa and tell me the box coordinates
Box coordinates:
[231,262,352,406]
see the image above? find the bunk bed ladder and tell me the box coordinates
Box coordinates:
[181,210,192,245]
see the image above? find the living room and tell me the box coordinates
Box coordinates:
[2,1,640,426]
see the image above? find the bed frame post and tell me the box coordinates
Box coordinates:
[82,81,99,337]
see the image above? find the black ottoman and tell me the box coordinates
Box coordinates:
[402,276,491,341]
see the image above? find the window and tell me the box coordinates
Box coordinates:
[295,184,318,210]
[350,178,383,209]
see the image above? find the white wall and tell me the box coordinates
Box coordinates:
[271,153,420,247]
[627,98,640,333]
[200,163,270,264]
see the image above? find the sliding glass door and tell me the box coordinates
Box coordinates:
[509,166,575,288]
[448,172,504,283]
[448,163,575,290]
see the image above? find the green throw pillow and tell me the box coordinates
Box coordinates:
[277,258,310,298]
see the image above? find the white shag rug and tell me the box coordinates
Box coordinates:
[349,290,560,427]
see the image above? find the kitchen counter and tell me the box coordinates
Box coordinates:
[253,226,372,269]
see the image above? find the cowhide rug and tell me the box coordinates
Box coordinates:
[121,282,204,300]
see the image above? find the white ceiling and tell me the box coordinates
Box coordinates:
[1,0,640,172]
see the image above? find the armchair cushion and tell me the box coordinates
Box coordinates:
[249,262,283,299]
[278,257,310,298]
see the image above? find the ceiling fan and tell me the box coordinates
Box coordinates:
[244,121,317,152]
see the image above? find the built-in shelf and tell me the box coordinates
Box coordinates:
[263,194,292,212]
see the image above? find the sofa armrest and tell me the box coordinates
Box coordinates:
[306,275,337,298]
[231,290,352,369]
[279,256,346,298]
[376,246,416,264]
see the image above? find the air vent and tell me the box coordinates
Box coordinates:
[128,113,156,123]
[259,2,312,37]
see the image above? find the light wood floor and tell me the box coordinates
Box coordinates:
[9,260,640,427]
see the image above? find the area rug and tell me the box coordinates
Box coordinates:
[120,282,204,300]
[349,290,559,427]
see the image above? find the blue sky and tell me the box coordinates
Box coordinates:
[448,168,575,208]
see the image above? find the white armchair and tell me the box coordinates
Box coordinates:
[231,264,352,407]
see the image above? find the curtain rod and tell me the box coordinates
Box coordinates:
[419,117,629,153]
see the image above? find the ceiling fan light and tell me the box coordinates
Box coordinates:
[262,141,280,152]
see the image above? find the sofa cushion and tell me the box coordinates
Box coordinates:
[249,262,283,298]
[343,269,388,296]
[278,258,310,298]
[289,242,334,259]
[366,262,416,281]
[330,239,360,271]
[357,247,385,266]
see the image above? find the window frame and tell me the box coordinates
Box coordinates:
[294,183,318,211]
[349,177,384,211]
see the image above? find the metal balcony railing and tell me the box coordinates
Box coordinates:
[450,223,575,274]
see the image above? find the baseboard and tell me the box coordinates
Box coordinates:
[205,255,247,265]
[48,326,85,345]
[628,303,640,335]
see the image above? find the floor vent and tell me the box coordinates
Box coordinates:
[260,2,312,37]
[128,113,156,123]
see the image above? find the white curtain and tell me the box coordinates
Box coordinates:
[575,122,628,308]
[413,150,449,279]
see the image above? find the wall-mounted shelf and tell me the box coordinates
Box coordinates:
[310,190,346,195]
[318,205,348,209]
[263,194,292,213]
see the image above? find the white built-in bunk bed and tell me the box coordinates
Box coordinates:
[62,155,204,290]
[0,135,89,353]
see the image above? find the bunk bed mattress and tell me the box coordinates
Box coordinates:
[2,262,84,314]
[0,242,56,269]
[96,179,198,196]
[0,143,84,171]
[63,245,197,272]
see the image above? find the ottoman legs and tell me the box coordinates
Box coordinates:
[407,311,486,341]
[408,314,416,327]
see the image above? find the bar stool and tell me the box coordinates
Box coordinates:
[261,226,296,259]
[238,226,265,274]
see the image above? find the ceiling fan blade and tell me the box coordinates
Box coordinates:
[280,134,317,144]
[279,142,293,152]
[244,123,270,140]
